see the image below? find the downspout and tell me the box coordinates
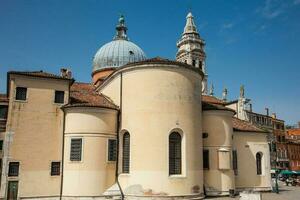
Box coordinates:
[60,81,70,200]
[116,72,125,200]
[60,110,66,200]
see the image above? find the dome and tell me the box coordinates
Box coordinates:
[92,40,146,72]
[92,15,146,72]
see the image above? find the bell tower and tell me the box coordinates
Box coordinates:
[176,12,208,94]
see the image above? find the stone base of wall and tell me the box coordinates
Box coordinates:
[37,194,205,200]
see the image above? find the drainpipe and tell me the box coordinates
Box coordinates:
[115,72,124,200]
[60,110,66,200]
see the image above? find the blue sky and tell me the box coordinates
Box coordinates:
[0,0,299,125]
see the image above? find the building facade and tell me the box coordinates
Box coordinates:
[0,13,271,200]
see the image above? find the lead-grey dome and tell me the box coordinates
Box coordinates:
[92,15,146,72]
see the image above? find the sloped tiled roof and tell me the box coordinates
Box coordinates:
[287,129,300,136]
[233,117,267,133]
[202,95,225,105]
[202,102,235,113]
[8,71,73,81]
[0,93,8,103]
[63,82,118,110]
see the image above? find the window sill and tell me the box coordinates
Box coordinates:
[14,99,27,103]
[119,173,130,177]
[169,174,186,179]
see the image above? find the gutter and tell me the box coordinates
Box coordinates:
[60,81,71,199]
[115,72,124,200]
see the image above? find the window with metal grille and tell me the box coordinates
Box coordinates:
[70,138,82,161]
[15,87,27,101]
[203,149,209,170]
[232,150,238,175]
[54,91,64,104]
[8,162,19,176]
[256,152,262,175]
[108,139,117,161]
[122,132,130,173]
[169,132,182,175]
[0,106,8,119]
[51,162,60,176]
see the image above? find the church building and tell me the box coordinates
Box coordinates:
[0,13,271,200]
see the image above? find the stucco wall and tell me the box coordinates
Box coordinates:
[233,131,271,191]
[101,65,204,198]
[63,107,117,196]
[1,75,70,198]
[202,110,235,196]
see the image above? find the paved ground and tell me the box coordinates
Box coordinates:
[204,181,300,200]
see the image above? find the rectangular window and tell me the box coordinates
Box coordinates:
[70,138,82,161]
[0,140,3,151]
[15,87,27,101]
[8,162,19,176]
[108,139,117,161]
[0,106,8,119]
[233,150,238,175]
[203,149,209,169]
[51,162,60,176]
[54,91,64,104]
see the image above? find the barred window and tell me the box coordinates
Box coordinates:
[232,150,238,175]
[16,87,27,101]
[256,152,262,175]
[51,162,60,176]
[122,132,130,173]
[70,138,82,161]
[169,132,182,175]
[54,91,64,104]
[8,162,19,176]
[0,105,8,119]
[203,149,209,169]
[108,139,117,161]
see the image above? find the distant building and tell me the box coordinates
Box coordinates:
[286,128,300,171]
[0,13,271,199]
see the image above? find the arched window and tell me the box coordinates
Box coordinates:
[122,132,130,173]
[256,152,262,175]
[169,132,182,175]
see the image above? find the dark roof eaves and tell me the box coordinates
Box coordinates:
[61,104,119,111]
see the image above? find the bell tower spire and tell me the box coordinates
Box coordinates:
[176,12,208,94]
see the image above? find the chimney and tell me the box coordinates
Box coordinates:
[249,103,252,112]
[298,121,300,128]
[265,108,269,116]
[60,68,72,79]
[271,113,276,119]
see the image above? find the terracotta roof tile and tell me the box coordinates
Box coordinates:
[202,102,235,113]
[8,71,73,81]
[202,95,225,105]
[232,117,267,133]
[64,82,118,109]
[287,129,300,136]
[0,93,8,103]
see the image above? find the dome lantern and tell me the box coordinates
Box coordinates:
[92,15,146,74]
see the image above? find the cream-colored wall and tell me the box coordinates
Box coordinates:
[101,65,203,197]
[63,107,117,196]
[233,131,271,190]
[202,110,235,195]
[1,75,70,198]
[100,75,120,107]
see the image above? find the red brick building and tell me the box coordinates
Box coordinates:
[286,128,300,171]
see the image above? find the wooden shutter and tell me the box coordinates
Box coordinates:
[169,132,182,175]
[122,132,130,173]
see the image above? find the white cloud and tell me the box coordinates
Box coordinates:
[256,0,286,19]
